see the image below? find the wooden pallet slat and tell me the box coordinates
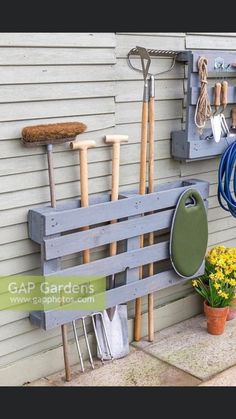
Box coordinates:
[28,178,209,330]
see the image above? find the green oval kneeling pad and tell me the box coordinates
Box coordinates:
[170,188,208,278]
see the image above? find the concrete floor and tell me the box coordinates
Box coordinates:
[25,314,236,387]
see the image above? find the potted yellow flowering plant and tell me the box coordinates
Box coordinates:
[192,246,236,335]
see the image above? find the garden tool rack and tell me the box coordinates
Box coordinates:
[172,49,236,161]
[28,178,209,331]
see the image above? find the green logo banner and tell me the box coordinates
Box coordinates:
[0,275,106,311]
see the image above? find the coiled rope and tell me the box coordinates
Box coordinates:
[194,57,212,131]
[218,141,236,217]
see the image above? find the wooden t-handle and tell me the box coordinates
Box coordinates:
[214,82,221,110]
[231,108,236,128]
[105,134,128,145]
[221,81,228,109]
[70,139,96,150]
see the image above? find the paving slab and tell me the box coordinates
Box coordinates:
[45,347,200,387]
[137,314,236,380]
[199,365,236,386]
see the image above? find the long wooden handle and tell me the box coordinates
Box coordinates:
[139,101,149,195]
[148,94,155,343]
[231,107,236,128]
[46,144,71,382]
[110,142,121,257]
[221,81,228,109]
[79,149,90,264]
[134,99,149,342]
[214,82,221,110]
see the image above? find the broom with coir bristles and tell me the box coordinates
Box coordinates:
[22,121,87,381]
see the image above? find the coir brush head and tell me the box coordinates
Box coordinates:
[21,122,87,147]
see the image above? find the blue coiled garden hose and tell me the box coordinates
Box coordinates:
[218,141,236,217]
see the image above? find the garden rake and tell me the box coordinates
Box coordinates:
[127,46,179,342]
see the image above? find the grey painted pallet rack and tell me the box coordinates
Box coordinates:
[28,178,209,330]
[172,49,236,161]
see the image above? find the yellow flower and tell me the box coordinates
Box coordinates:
[214,282,221,290]
[215,270,225,280]
[217,290,229,299]
[229,279,236,287]
[192,280,198,287]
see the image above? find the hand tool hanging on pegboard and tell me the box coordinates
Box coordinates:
[21,121,87,382]
[127,46,179,342]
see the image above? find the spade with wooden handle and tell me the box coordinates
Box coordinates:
[95,134,130,359]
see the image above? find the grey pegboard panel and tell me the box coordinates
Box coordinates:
[172,50,236,161]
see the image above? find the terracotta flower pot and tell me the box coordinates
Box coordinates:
[204,300,229,335]
[226,298,236,321]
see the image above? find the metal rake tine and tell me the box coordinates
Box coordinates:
[72,320,85,373]
[91,314,105,365]
[82,317,95,369]
[96,312,114,361]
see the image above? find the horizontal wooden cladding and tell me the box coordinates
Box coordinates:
[0,239,39,261]
[116,34,185,58]
[0,82,115,103]
[0,48,116,66]
[0,33,116,47]
[0,161,180,211]
[180,158,220,177]
[186,34,236,49]
[0,223,28,244]
[116,100,183,124]
[209,217,236,234]
[0,175,180,228]
[44,210,174,260]
[0,97,114,122]
[38,180,209,236]
[0,65,116,85]
[2,151,175,194]
[0,113,115,141]
[50,241,169,278]
[0,141,171,180]
[208,226,236,246]
[0,254,41,276]
[116,58,184,81]
[116,79,184,102]
[0,119,182,158]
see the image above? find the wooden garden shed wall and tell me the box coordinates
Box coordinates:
[0,32,236,385]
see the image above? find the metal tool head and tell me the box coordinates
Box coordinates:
[127,46,179,78]
[135,46,151,81]
[95,306,129,360]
